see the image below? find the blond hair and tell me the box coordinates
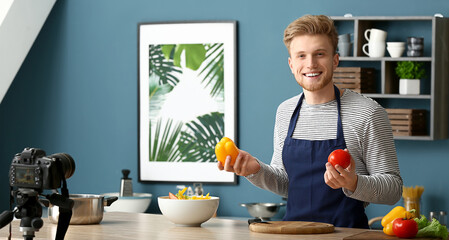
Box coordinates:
[283,15,338,54]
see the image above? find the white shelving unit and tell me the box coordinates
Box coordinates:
[332,16,449,140]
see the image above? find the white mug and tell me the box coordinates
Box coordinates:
[362,41,386,57]
[364,28,387,42]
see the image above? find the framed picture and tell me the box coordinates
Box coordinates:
[138,21,238,184]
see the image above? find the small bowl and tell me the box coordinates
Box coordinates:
[240,202,286,220]
[158,196,219,227]
[387,46,405,58]
[103,193,152,213]
[387,42,406,47]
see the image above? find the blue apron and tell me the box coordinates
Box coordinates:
[282,85,369,228]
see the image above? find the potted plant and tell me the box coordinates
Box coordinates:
[395,61,426,95]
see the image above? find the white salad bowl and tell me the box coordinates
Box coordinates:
[158,196,219,227]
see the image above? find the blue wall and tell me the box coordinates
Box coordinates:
[1,0,449,223]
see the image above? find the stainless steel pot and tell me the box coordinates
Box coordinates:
[48,194,117,225]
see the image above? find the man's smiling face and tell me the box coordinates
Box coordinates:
[288,34,339,92]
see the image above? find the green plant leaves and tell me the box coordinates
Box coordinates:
[167,44,207,71]
[149,113,224,163]
[177,112,224,162]
[395,61,426,79]
[158,43,224,98]
[149,118,183,162]
[149,45,182,87]
[161,44,175,60]
[199,43,224,98]
[149,74,173,120]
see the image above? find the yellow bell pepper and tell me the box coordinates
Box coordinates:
[383,221,395,236]
[381,206,407,227]
[215,137,239,166]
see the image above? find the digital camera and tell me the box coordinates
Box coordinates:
[9,147,75,191]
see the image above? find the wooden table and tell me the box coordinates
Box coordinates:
[0,212,370,239]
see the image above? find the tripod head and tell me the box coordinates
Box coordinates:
[0,189,43,240]
[15,189,43,239]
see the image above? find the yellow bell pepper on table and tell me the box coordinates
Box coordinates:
[383,221,395,236]
[215,137,239,166]
[381,206,407,227]
[381,206,415,236]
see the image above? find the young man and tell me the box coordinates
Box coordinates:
[218,15,402,228]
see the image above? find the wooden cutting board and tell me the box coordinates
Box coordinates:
[249,221,334,234]
[343,230,437,240]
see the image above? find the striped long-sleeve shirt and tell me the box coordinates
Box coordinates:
[246,89,403,206]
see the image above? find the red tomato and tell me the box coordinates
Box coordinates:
[328,149,351,169]
[168,192,178,199]
[392,218,418,238]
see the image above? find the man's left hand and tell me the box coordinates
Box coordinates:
[324,149,358,192]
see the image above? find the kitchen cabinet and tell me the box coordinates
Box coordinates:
[331,16,449,140]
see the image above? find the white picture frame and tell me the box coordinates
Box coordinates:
[138,21,237,183]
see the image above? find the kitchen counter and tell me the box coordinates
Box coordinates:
[0,212,372,239]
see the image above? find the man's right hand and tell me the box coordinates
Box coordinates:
[217,149,261,177]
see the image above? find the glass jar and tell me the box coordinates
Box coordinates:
[439,211,447,226]
[403,197,421,218]
[429,211,447,226]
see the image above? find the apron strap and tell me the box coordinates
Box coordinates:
[334,86,344,140]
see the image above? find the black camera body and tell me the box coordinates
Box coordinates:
[9,148,75,191]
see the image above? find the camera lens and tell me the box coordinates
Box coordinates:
[50,153,76,179]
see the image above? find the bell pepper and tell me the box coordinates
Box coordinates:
[381,206,407,227]
[215,137,239,166]
[383,221,395,236]
[169,192,178,199]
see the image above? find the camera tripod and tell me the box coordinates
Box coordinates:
[0,188,73,240]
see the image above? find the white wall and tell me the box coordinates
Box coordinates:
[0,0,56,103]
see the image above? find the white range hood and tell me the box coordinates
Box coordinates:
[0,0,56,104]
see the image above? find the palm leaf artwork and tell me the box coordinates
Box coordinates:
[198,43,224,98]
[149,118,183,162]
[149,44,182,87]
[177,112,224,162]
[147,43,226,164]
